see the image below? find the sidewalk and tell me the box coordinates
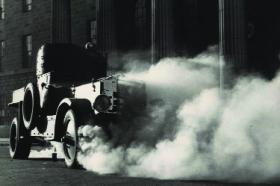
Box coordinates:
[0,138,9,146]
[0,125,10,146]
[0,125,10,138]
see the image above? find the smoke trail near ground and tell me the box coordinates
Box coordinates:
[77,46,280,182]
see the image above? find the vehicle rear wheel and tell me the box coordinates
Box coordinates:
[61,109,79,168]
[9,117,31,159]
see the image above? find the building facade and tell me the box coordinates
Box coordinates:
[0,0,279,125]
[219,0,280,78]
[96,0,219,68]
[96,0,280,77]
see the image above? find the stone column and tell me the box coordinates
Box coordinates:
[151,0,156,63]
[151,0,174,62]
[96,0,116,54]
[219,0,247,73]
[51,0,71,43]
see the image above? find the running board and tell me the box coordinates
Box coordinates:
[30,115,56,141]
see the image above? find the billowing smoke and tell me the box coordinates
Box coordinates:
[77,46,280,182]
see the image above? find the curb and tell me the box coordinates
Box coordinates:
[0,138,9,146]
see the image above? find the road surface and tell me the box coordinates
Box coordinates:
[0,145,278,186]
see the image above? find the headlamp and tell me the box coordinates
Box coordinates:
[93,95,111,112]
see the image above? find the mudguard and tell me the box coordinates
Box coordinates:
[54,98,93,141]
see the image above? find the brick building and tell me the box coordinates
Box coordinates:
[0,0,97,125]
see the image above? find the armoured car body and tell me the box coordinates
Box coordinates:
[8,43,145,168]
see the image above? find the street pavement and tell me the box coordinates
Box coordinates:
[0,146,279,186]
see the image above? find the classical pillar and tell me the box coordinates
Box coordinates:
[151,0,155,63]
[52,0,71,43]
[96,0,116,54]
[151,0,175,62]
[219,0,247,73]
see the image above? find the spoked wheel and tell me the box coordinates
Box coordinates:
[9,117,31,159]
[61,109,79,168]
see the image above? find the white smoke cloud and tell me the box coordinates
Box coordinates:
[77,46,280,183]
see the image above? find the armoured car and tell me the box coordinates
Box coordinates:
[8,43,145,167]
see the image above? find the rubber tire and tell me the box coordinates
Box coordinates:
[22,83,40,130]
[9,117,31,159]
[62,109,80,168]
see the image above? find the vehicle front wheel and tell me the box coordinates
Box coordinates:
[61,109,79,168]
[9,117,31,159]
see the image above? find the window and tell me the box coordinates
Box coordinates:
[0,40,4,71]
[0,94,6,117]
[22,34,32,68]
[0,40,5,57]
[135,0,148,48]
[23,0,32,12]
[135,0,146,23]
[0,0,5,19]
[89,20,97,44]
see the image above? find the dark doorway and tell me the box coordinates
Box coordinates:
[245,0,280,78]
[173,0,219,57]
